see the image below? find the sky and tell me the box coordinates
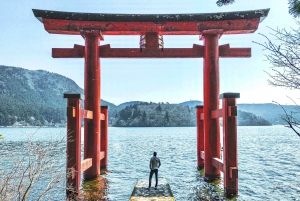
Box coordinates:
[0,0,298,105]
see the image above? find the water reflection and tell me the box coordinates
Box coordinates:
[193,168,238,201]
[81,175,109,200]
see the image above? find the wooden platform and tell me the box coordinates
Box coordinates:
[129,178,175,201]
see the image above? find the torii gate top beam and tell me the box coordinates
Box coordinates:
[32,9,269,35]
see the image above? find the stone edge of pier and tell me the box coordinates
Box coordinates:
[129,178,174,200]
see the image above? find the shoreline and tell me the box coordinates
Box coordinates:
[0,124,283,128]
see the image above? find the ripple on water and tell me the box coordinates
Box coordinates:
[0,126,300,200]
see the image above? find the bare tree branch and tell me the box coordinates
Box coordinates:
[254,24,300,137]
[0,130,74,201]
[273,100,300,137]
[254,26,300,90]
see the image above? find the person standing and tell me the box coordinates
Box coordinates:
[148,152,161,189]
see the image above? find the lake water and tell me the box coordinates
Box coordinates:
[0,126,299,200]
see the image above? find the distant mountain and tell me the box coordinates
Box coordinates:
[238,103,299,124]
[116,100,204,108]
[177,101,298,125]
[117,101,142,109]
[0,65,116,126]
[237,110,272,126]
[0,65,294,127]
[177,100,203,107]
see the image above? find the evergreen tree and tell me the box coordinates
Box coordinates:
[132,108,141,119]
[142,111,147,122]
[165,111,169,122]
[119,106,132,120]
[216,0,234,6]
[156,104,162,112]
[289,0,300,17]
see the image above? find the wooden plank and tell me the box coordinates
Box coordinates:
[200,113,204,120]
[228,106,237,117]
[230,167,238,178]
[212,157,224,172]
[52,47,250,58]
[100,107,108,169]
[220,48,251,58]
[219,44,251,58]
[67,106,76,118]
[100,151,105,160]
[81,158,92,173]
[100,46,204,58]
[52,43,249,58]
[130,178,174,201]
[200,151,205,159]
[211,109,223,119]
[219,44,230,51]
[52,44,85,58]
[100,113,105,120]
[81,109,93,119]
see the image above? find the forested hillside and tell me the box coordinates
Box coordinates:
[0,65,283,127]
[0,65,115,126]
[112,102,196,127]
[111,102,272,127]
[237,110,272,126]
[238,103,300,124]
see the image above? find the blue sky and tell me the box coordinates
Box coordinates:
[0,0,298,105]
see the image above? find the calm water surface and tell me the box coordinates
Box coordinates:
[0,126,299,200]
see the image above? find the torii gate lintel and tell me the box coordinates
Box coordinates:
[52,40,251,59]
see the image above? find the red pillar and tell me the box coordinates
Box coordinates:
[64,93,83,196]
[196,105,204,169]
[203,33,221,179]
[221,93,239,195]
[100,106,108,169]
[82,30,102,179]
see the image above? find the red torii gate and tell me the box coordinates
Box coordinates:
[33,8,269,196]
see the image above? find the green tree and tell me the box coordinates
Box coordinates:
[119,107,132,120]
[289,0,300,17]
[165,111,169,122]
[142,111,147,122]
[132,108,141,119]
[155,104,162,112]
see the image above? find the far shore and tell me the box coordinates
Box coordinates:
[0,125,281,129]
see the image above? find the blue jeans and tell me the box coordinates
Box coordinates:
[149,169,158,188]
